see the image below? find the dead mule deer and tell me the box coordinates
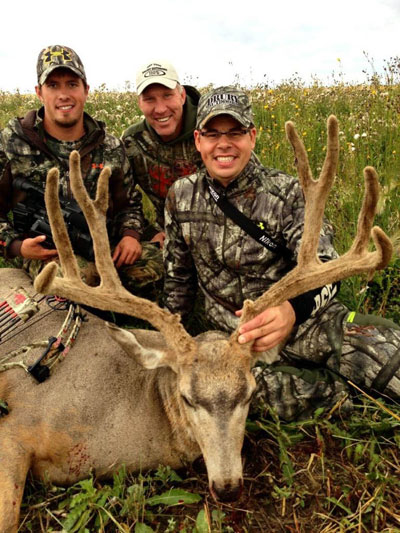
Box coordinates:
[0,115,392,533]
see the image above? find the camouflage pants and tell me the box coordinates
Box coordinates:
[23,241,163,293]
[252,301,400,420]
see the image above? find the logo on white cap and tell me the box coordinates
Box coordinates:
[143,65,168,78]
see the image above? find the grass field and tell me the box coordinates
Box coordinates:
[1,69,400,532]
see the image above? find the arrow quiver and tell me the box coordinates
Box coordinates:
[0,287,40,340]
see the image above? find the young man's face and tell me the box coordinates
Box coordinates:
[194,115,256,187]
[138,84,186,142]
[35,69,89,139]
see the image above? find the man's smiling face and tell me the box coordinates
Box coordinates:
[35,68,89,139]
[139,83,186,142]
[194,115,256,187]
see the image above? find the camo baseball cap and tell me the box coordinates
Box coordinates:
[136,60,179,95]
[196,86,253,130]
[37,45,87,85]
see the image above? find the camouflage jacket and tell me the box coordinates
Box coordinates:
[164,153,338,332]
[122,86,203,234]
[0,108,144,258]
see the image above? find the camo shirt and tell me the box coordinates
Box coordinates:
[0,108,144,258]
[164,153,338,332]
[122,86,203,233]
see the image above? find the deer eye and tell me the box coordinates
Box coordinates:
[181,395,195,408]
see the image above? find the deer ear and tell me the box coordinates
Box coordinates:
[106,323,178,371]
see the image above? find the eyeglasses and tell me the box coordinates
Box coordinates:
[199,129,250,141]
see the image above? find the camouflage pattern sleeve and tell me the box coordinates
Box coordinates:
[163,186,198,320]
[0,145,19,257]
[109,146,146,241]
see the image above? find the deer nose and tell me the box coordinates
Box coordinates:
[211,479,243,502]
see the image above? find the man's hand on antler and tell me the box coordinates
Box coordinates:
[112,235,142,268]
[236,301,296,352]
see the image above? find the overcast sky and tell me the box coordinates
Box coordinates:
[1,0,398,93]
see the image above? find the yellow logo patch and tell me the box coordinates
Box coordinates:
[42,48,72,64]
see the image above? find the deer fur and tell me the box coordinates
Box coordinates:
[0,269,256,533]
[0,115,393,533]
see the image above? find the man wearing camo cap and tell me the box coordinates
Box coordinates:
[0,45,145,289]
[122,60,202,250]
[163,85,400,420]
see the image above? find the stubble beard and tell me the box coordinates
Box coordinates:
[54,117,80,129]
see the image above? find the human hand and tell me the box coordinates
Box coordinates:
[20,236,58,260]
[112,236,142,268]
[150,231,166,249]
[236,300,296,352]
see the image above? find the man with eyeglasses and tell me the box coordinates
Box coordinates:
[163,85,400,420]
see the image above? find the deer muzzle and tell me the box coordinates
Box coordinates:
[211,478,244,502]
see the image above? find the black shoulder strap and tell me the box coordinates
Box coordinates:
[207,182,290,257]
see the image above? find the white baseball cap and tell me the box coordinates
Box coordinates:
[136,60,180,95]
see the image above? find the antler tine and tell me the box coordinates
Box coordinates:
[341,165,393,269]
[285,119,313,194]
[285,115,339,268]
[348,166,378,255]
[371,227,393,270]
[68,151,121,291]
[232,115,392,341]
[43,167,82,281]
[35,151,197,359]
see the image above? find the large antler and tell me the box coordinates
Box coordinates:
[34,151,197,359]
[233,115,393,344]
